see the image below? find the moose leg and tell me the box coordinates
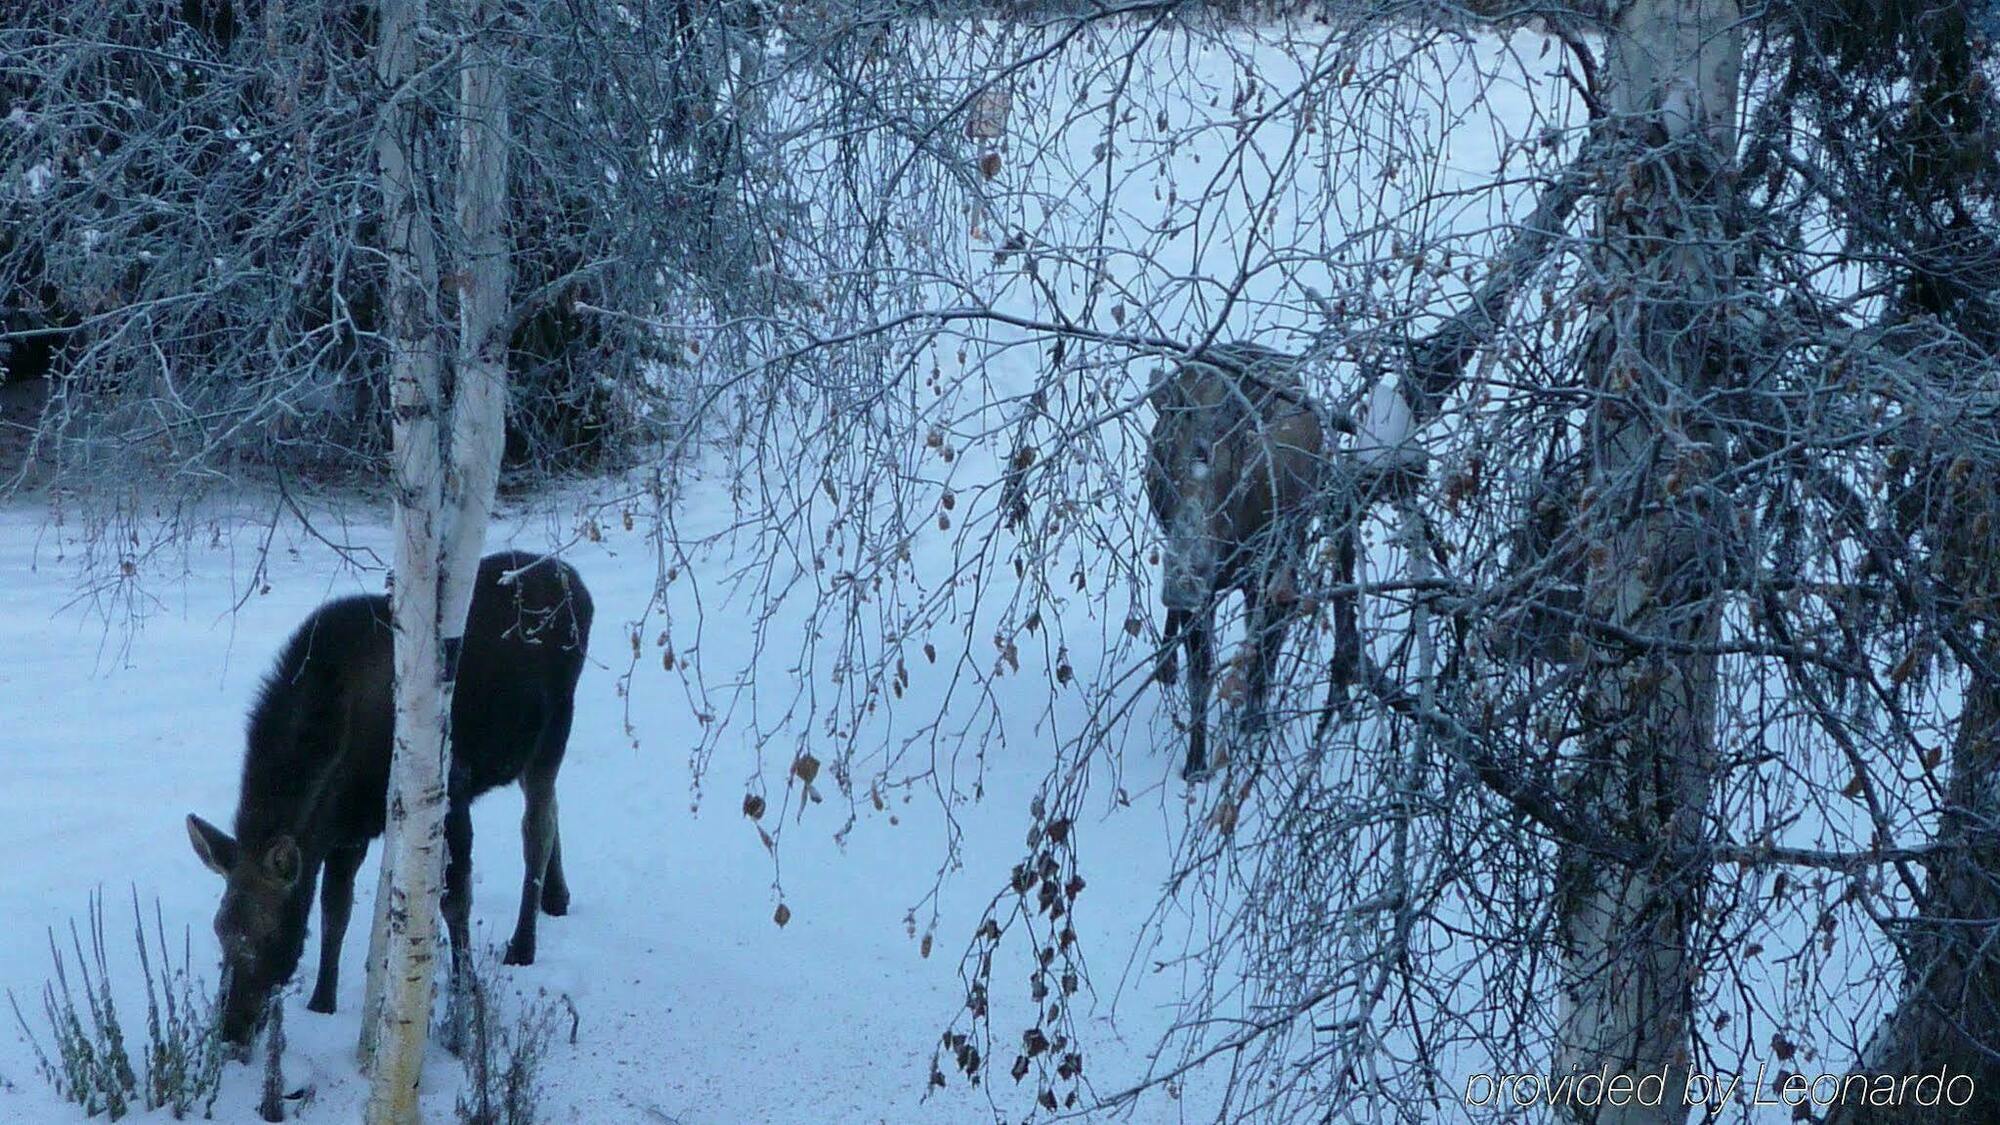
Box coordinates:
[307,843,367,1013]
[431,795,478,1057]
[535,694,576,918]
[541,825,569,916]
[1330,519,1361,693]
[1157,607,1190,684]
[441,796,474,978]
[1242,589,1289,738]
[1182,609,1215,781]
[505,760,563,965]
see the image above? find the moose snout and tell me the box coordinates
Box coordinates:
[218,1005,261,1053]
[1161,546,1213,609]
[1161,516,1217,610]
[215,969,271,1053]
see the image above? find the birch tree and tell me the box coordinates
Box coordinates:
[355,0,448,1112]
[357,0,509,1115]
[1553,3,1740,1116]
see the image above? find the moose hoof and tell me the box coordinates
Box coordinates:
[503,940,536,966]
[541,890,570,917]
[305,992,336,1015]
[1181,761,1212,784]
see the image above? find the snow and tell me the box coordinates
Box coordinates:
[0,492,1226,1123]
[1353,381,1419,470]
[22,161,53,199]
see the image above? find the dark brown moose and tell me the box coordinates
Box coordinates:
[1146,342,1357,780]
[186,550,592,1049]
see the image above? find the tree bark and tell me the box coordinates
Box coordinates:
[1868,670,2000,1121]
[1830,464,2000,1123]
[441,0,510,629]
[358,0,510,1115]
[432,0,511,1061]
[1829,669,2000,1125]
[359,0,447,1117]
[1554,4,1740,1122]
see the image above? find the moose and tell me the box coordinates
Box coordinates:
[186,550,593,1049]
[1147,342,1360,780]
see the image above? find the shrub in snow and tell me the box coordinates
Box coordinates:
[6,891,223,1120]
[257,997,286,1122]
[452,953,577,1125]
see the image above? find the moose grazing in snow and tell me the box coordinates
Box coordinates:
[1146,342,1359,780]
[185,550,593,1049]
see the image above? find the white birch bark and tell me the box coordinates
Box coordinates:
[357,0,445,1116]
[1554,4,1740,1122]
[438,0,509,631]
[358,0,511,1114]
[362,459,447,1125]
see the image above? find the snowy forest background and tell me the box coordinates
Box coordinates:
[6,0,2000,1121]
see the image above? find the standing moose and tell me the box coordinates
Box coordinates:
[185,550,592,1049]
[1147,342,1359,780]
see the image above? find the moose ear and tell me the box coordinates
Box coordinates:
[263,836,302,887]
[187,814,239,876]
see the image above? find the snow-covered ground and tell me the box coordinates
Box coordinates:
[0,485,1232,1123]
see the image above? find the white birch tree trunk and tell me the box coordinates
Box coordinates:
[1554,4,1740,1122]
[358,0,446,1116]
[439,0,509,630]
[357,0,509,1115]
[428,0,510,1055]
